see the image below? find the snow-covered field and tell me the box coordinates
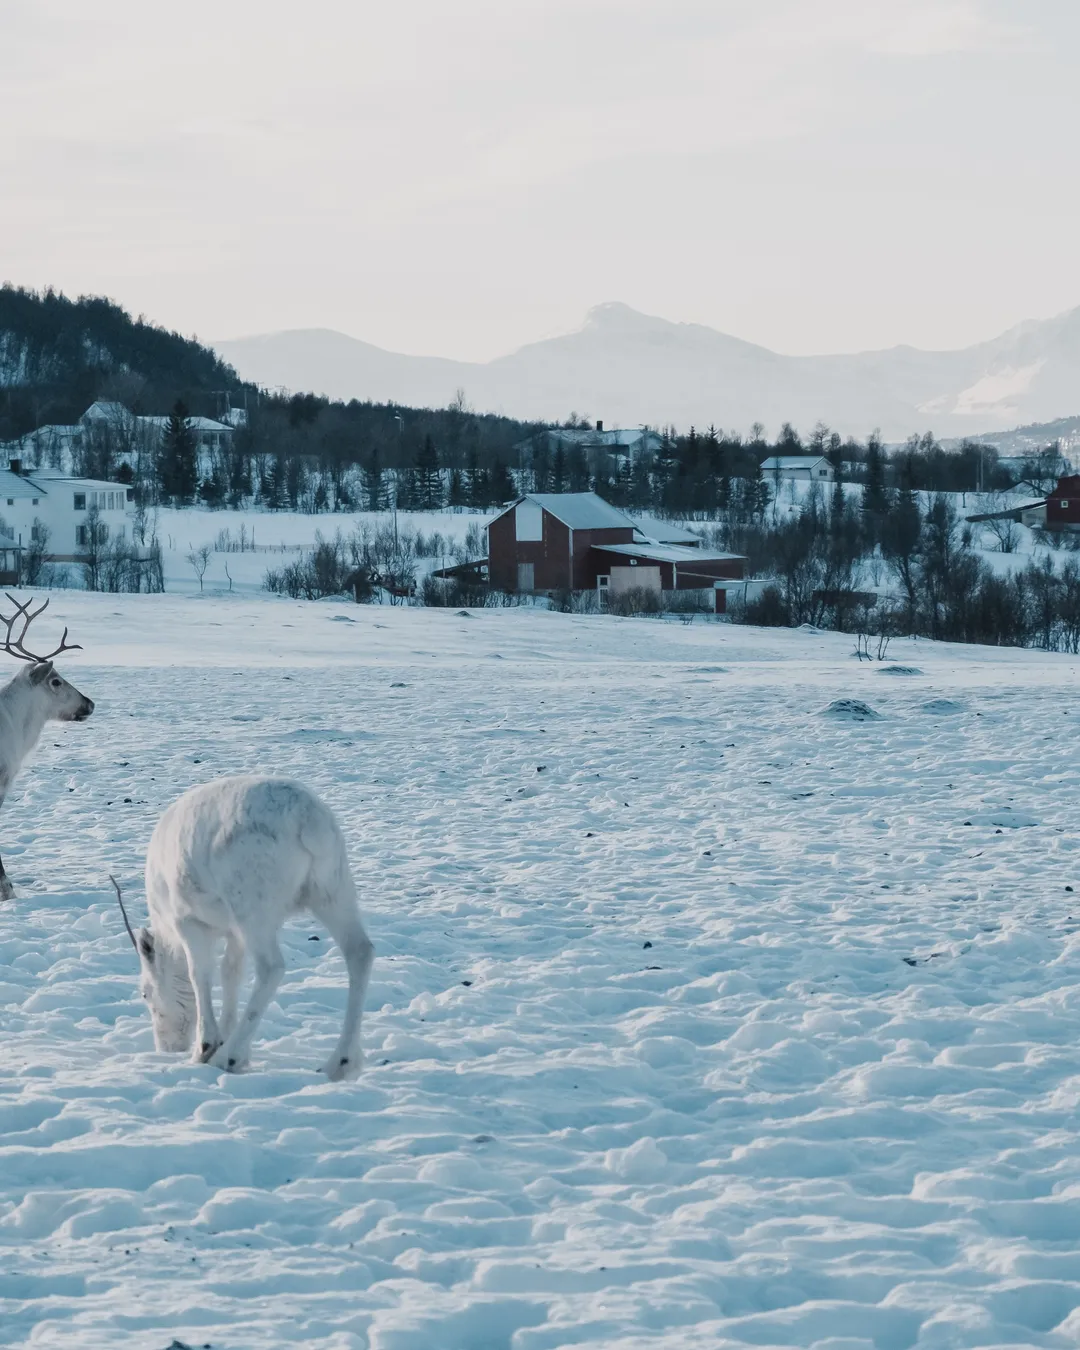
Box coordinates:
[151,508,493,594]
[4,595,1080,1348]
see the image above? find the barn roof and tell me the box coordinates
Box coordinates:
[630,515,702,546]
[592,542,746,564]
[501,493,637,531]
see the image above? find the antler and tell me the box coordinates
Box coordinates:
[0,593,81,664]
[110,875,138,952]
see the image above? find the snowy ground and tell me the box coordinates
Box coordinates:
[4,596,1080,1348]
[151,508,493,595]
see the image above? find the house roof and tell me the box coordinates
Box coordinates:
[0,470,45,500]
[30,472,129,491]
[760,455,829,471]
[502,492,637,531]
[592,542,746,564]
[630,515,702,546]
[138,415,232,432]
[82,401,131,422]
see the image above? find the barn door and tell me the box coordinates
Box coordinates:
[517,562,535,592]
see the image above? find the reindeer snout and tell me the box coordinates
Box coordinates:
[76,698,94,720]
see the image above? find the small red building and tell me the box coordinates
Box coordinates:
[1046,476,1080,530]
[487,492,746,602]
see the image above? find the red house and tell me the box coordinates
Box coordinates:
[1046,476,1080,530]
[487,493,746,605]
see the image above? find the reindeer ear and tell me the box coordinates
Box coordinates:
[29,661,54,685]
[137,928,155,962]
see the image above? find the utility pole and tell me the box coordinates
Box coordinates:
[393,414,404,550]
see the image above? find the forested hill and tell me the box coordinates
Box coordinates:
[0,285,249,439]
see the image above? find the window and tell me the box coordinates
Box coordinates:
[5,499,11,506]
[1062,500,1069,509]
[31,498,38,506]
[74,493,86,511]
[30,523,45,543]
[75,525,87,547]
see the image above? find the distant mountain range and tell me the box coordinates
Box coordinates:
[214,301,1080,443]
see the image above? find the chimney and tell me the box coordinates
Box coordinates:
[596,419,604,433]
[8,458,22,476]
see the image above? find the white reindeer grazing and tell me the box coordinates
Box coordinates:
[0,594,93,900]
[113,775,375,1081]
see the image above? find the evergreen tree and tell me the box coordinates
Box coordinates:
[364,446,386,511]
[227,440,251,507]
[861,432,890,526]
[415,434,443,509]
[652,436,678,512]
[158,400,198,504]
[395,465,419,511]
[489,457,516,504]
[465,448,488,508]
[551,444,567,493]
[566,445,590,492]
[198,465,226,507]
[448,468,467,508]
[629,454,652,510]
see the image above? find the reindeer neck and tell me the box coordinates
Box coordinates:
[0,670,50,768]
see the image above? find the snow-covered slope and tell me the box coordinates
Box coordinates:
[215,301,1080,440]
[4,596,1080,1347]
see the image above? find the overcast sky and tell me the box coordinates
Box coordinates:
[3,0,1077,361]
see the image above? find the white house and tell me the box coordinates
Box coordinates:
[760,455,836,483]
[3,402,235,476]
[0,461,131,560]
[516,423,665,466]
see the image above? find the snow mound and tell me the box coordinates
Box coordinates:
[822,698,881,720]
[923,698,964,714]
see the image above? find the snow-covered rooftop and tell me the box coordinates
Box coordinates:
[592,541,745,564]
[0,469,44,500]
[512,493,636,532]
[761,455,830,471]
[631,515,702,546]
[138,415,233,432]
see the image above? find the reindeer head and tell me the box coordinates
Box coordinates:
[112,878,195,1052]
[20,660,94,722]
[1,594,93,722]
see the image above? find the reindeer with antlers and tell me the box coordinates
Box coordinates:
[0,594,93,899]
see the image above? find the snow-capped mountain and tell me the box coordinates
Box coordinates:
[215,301,1080,441]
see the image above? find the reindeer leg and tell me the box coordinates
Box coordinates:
[0,851,12,902]
[211,930,285,1072]
[318,903,374,1082]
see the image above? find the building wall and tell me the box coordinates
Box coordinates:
[670,557,744,589]
[1046,477,1080,528]
[0,484,130,558]
[588,548,744,591]
[488,506,635,591]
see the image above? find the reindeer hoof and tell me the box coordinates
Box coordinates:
[0,876,14,903]
[194,1039,222,1064]
[209,1046,248,1072]
[322,1052,362,1082]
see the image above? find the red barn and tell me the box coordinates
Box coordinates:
[1046,476,1080,530]
[487,493,746,602]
